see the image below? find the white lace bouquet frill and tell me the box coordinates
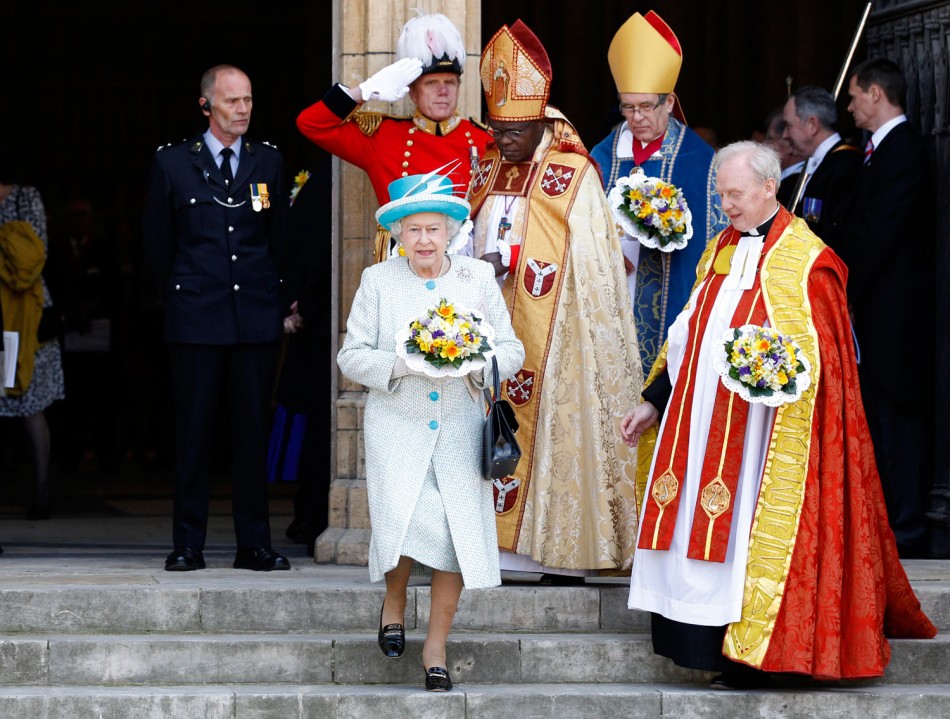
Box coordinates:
[394,298,495,379]
[607,169,693,253]
[713,324,812,407]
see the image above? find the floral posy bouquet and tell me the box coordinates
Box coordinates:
[395,299,494,379]
[607,170,693,252]
[713,324,812,407]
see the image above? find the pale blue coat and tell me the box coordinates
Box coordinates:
[338,255,524,589]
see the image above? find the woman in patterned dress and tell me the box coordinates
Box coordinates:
[0,155,66,523]
[338,172,524,691]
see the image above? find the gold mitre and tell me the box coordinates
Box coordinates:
[480,20,551,121]
[608,10,682,94]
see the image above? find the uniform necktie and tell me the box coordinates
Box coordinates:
[863,139,874,165]
[220,147,234,187]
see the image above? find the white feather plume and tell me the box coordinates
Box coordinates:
[397,10,465,67]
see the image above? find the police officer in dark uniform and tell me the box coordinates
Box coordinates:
[143,64,291,572]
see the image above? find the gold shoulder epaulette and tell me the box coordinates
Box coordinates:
[469,117,489,131]
[352,111,411,136]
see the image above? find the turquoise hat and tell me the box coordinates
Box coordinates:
[375,170,471,230]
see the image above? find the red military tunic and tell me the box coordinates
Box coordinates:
[297,84,491,206]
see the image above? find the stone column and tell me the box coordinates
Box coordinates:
[317,0,483,564]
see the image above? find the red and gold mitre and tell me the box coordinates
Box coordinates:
[479,20,551,121]
[607,10,682,95]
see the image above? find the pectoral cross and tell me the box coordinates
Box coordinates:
[497,216,512,242]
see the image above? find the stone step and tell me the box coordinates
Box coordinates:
[0,633,944,687]
[0,577,945,635]
[0,683,948,718]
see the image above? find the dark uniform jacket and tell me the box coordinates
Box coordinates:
[794,138,861,251]
[142,134,287,345]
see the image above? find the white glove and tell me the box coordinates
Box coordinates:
[358,58,424,103]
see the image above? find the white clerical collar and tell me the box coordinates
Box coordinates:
[742,206,780,237]
[870,114,907,150]
[616,124,663,160]
[805,132,841,175]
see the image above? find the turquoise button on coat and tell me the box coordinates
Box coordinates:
[429,391,440,401]
[425,280,436,290]
[429,420,439,430]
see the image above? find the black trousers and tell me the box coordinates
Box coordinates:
[169,342,278,550]
[651,613,766,677]
[860,371,933,557]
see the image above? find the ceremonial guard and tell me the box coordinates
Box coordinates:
[470,21,642,580]
[591,10,727,377]
[296,11,490,261]
[143,64,290,572]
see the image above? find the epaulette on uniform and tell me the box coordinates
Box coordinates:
[352,111,410,137]
[244,139,280,155]
[469,117,490,132]
[157,138,189,153]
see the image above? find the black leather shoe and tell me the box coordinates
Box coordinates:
[539,573,585,586]
[377,602,405,658]
[424,665,453,692]
[233,547,291,571]
[165,547,205,571]
[710,671,771,690]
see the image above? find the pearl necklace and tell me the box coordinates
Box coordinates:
[408,255,450,279]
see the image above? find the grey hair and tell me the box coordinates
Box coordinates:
[790,86,837,130]
[389,215,462,242]
[199,64,247,105]
[713,141,781,186]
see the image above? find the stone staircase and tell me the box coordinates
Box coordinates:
[0,552,947,718]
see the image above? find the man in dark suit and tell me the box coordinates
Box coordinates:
[782,86,861,250]
[143,64,291,571]
[841,58,935,558]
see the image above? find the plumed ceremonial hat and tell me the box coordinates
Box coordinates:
[375,167,471,230]
[608,10,682,95]
[479,20,552,121]
[397,11,465,76]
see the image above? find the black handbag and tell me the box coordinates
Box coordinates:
[482,356,521,480]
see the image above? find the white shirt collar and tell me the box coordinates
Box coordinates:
[780,160,804,181]
[202,131,242,163]
[805,132,841,175]
[870,114,907,150]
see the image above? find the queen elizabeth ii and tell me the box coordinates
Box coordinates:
[337,170,524,692]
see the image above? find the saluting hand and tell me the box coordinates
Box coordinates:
[357,58,424,103]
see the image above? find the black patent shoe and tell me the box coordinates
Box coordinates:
[165,547,205,571]
[709,671,771,690]
[377,603,405,658]
[233,547,291,571]
[424,665,453,692]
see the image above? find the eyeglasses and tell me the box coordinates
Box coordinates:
[488,126,532,140]
[618,99,665,116]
